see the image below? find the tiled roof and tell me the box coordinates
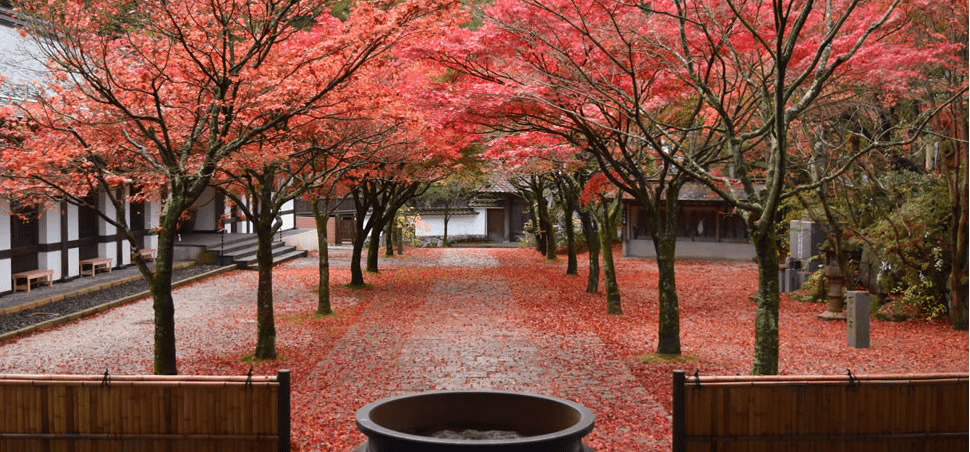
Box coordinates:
[414,207,477,216]
[678,183,728,202]
[678,182,754,202]
[618,182,755,203]
[480,177,517,194]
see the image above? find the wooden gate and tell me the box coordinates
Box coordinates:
[487,208,505,242]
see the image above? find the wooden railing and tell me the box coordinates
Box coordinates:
[672,371,969,452]
[0,370,290,452]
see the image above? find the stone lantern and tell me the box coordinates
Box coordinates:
[818,254,847,321]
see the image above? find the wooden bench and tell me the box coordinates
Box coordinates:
[131,248,156,262]
[79,257,113,276]
[11,269,54,293]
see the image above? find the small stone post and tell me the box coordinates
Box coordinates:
[846,291,871,348]
[784,257,802,293]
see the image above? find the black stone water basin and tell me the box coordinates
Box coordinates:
[354,391,595,452]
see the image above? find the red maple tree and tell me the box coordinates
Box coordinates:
[2,0,462,374]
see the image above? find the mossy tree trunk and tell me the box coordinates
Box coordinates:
[599,193,623,315]
[947,123,969,330]
[145,181,214,375]
[750,225,781,375]
[244,175,283,360]
[89,183,207,376]
[553,173,581,276]
[563,206,577,274]
[514,175,554,257]
[96,181,207,375]
[650,185,684,355]
[580,211,600,293]
[367,225,382,273]
[149,214,180,375]
[348,181,378,286]
[600,225,621,314]
[349,231,367,286]
[538,197,557,261]
[385,218,395,257]
[528,175,557,261]
[442,212,451,247]
[220,168,293,361]
[253,216,277,359]
[312,200,333,315]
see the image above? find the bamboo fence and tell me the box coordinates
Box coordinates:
[672,371,969,452]
[0,370,290,452]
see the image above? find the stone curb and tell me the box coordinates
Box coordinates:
[0,263,201,316]
[0,265,237,343]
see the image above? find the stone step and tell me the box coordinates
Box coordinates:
[203,234,306,268]
[204,235,259,254]
[235,248,307,269]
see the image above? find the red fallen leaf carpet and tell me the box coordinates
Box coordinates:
[0,247,966,451]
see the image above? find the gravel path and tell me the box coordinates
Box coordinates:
[0,264,222,336]
[0,264,245,375]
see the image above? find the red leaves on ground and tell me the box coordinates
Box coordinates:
[492,249,968,450]
[0,248,965,451]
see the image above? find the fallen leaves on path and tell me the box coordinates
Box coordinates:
[0,247,965,452]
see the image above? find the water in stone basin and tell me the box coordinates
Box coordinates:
[429,429,524,440]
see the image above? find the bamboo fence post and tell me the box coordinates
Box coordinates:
[277,369,290,452]
[672,370,686,452]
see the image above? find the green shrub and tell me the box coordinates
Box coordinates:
[896,278,949,321]
[790,269,828,303]
[862,173,952,321]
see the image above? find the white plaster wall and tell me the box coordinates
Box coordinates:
[115,194,131,265]
[98,192,116,237]
[39,250,62,279]
[281,200,295,230]
[192,187,219,230]
[225,198,297,233]
[624,238,755,261]
[145,201,159,250]
[63,202,80,278]
[98,243,117,267]
[1,199,10,292]
[232,195,253,234]
[38,206,60,244]
[98,192,117,267]
[414,211,485,238]
[66,202,79,241]
[38,206,62,278]
[0,199,10,250]
[0,259,10,292]
[233,214,253,234]
[120,237,131,266]
[67,248,79,278]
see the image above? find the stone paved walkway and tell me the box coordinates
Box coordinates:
[393,251,549,392]
[306,248,670,450]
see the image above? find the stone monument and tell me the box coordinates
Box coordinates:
[846,291,871,348]
[783,220,825,292]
